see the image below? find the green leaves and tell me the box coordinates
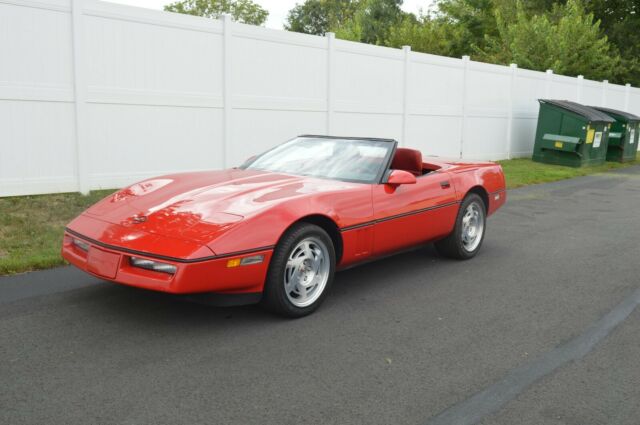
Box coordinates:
[350,0,406,45]
[285,0,633,84]
[285,0,359,35]
[164,0,269,26]
[586,0,640,86]
[479,0,621,81]
[386,14,462,57]
[286,0,408,45]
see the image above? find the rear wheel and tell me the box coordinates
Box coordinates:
[435,193,486,260]
[262,223,335,318]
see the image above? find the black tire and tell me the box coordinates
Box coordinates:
[435,193,487,260]
[261,223,336,318]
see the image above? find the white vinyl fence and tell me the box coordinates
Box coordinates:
[2,0,640,196]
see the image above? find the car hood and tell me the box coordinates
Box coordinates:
[83,168,354,245]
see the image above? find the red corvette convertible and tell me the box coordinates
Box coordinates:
[62,136,506,317]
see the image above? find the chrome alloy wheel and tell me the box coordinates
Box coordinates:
[461,202,485,252]
[284,237,330,308]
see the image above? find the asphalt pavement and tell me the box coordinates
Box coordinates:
[1,166,639,425]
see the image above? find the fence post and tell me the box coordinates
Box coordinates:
[601,79,609,106]
[544,69,553,98]
[222,14,233,168]
[71,0,90,195]
[505,63,517,160]
[459,55,470,159]
[326,32,335,135]
[401,45,411,147]
[624,83,631,110]
[576,75,584,103]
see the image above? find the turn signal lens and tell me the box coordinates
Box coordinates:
[226,258,241,268]
[240,255,264,265]
[226,255,265,268]
[130,257,177,274]
[72,238,90,252]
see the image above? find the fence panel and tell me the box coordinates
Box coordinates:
[406,53,464,158]
[0,0,78,196]
[230,23,328,165]
[331,40,404,140]
[82,0,225,189]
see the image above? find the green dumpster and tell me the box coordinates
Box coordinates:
[590,106,639,163]
[532,99,615,167]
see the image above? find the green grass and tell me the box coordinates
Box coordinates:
[1,153,639,275]
[0,189,116,275]
[498,153,639,189]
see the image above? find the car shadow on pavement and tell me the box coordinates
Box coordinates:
[67,244,446,328]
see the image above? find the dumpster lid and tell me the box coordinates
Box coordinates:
[589,106,640,121]
[539,99,615,123]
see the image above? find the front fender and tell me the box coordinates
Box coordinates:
[206,186,373,256]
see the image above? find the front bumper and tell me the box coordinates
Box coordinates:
[62,231,273,295]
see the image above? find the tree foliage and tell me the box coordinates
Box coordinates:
[386,14,461,57]
[285,0,636,85]
[433,0,500,56]
[428,0,572,56]
[478,0,620,81]
[585,0,640,85]
[285,0,407,44]
[334,0,407,45]
[285,0,359,35]
[164,0,268,25]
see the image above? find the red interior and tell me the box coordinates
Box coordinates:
[391,148,423,176]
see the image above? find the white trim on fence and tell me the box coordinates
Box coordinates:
[505,63,517,160]
[222,13,233,169]
[625,84,631,110]
[576,75,584,103]
[326,32,335,135]
[71,0,89,195]
[545,69,553,98]
[400,45,411,147]
[459,55,470,159]
[602,80,609,106]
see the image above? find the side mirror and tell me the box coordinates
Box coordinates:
[387,169,417,186]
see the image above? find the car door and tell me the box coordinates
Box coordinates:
[372,170,458,256]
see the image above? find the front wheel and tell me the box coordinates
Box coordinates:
[435,193,486,260]
[262,223,336,318]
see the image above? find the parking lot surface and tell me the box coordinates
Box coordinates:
[1,166,639,425]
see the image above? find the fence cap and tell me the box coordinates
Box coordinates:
[539,99,615,123]
[589,106,640,121]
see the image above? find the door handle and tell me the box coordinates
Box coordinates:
[440,180,451,189]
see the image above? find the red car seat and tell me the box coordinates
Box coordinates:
[391,148,423,176]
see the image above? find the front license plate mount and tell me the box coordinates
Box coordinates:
[87,247,120,279]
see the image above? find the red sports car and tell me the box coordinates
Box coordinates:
[62,135,506,317]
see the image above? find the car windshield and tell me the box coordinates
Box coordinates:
[242,137,394,183]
